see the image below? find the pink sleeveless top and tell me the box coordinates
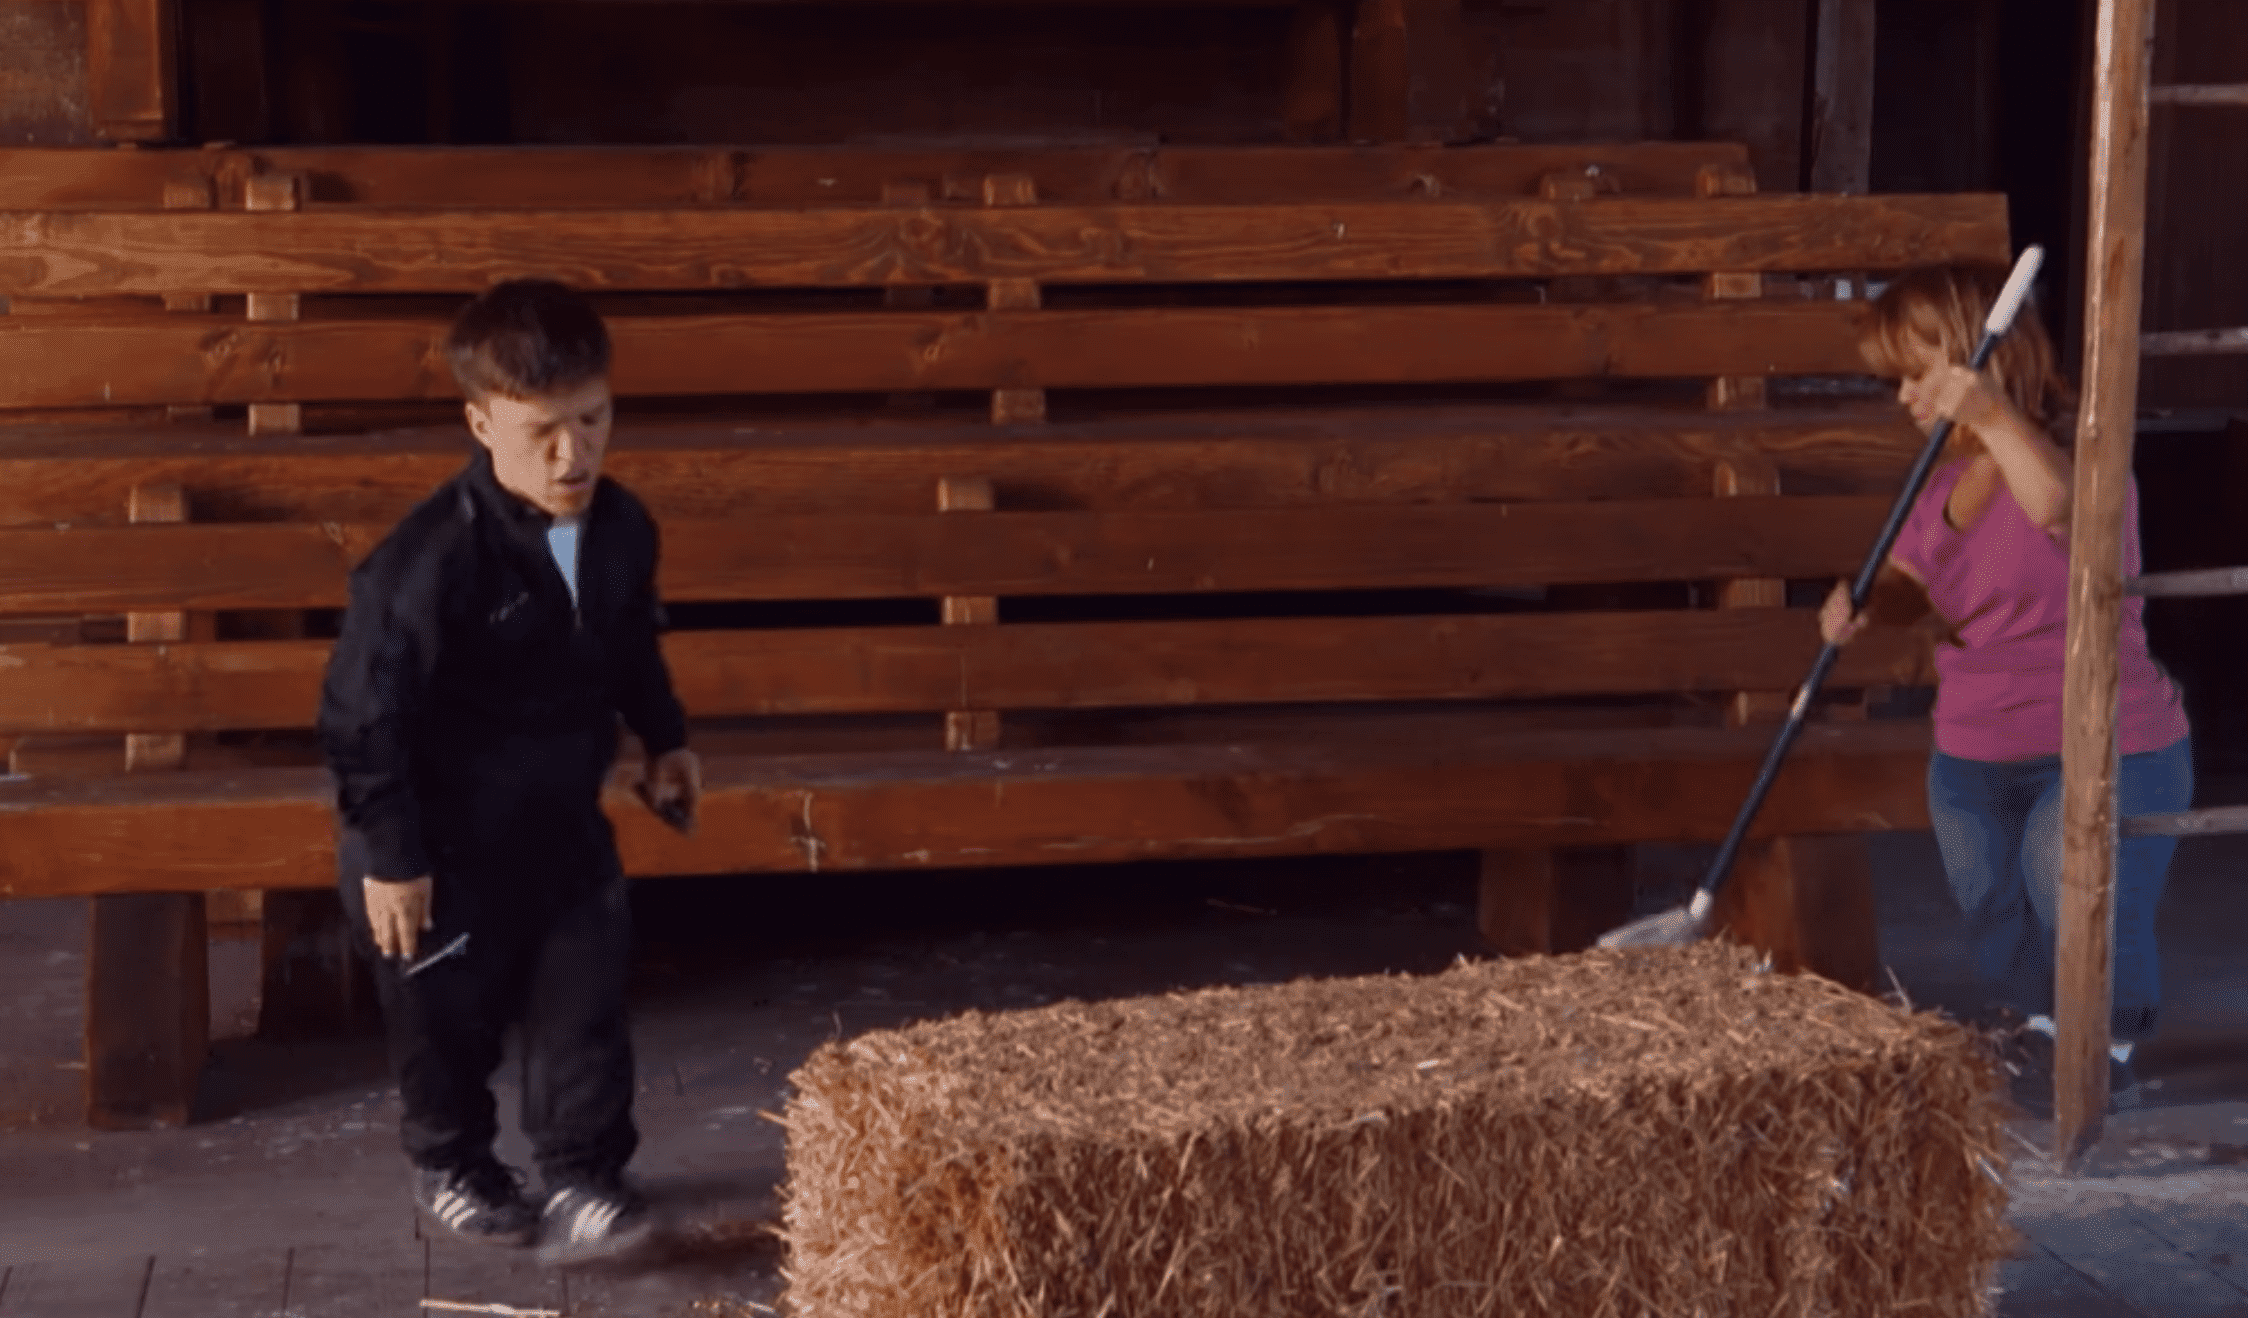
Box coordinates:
[1889,459,2189,762]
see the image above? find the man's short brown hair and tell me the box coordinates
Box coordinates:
[446,279,612,404]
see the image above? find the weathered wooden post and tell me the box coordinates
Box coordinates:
[2056,0,2156,1170]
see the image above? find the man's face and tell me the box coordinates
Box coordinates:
[465,377,613,519]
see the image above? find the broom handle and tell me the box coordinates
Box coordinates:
[1692,247,2045,910]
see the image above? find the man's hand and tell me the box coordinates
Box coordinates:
[643,747,701,835]
[363,876,434,962]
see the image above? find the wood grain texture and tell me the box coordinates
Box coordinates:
[1282,0,1346,141]
[1475,846,1633,957]
[0,142,1756,210]
[0,194,2011,296]
[0,718,1935,896]
[0,610,1936,733]
[83,0,175,142]
[0,1257,155,1317]
[2055,0,2154,1173]
[0,301,1878,408]
[0,495,1902,611]
[936,475,1001,752]
[1708,833,1880,992]
[83,891,206,1127]
[1807,0,1877,194]
[0,405,1931,526]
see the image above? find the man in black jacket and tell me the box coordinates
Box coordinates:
[319,279,698,1262]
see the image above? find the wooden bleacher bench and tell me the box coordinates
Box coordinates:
[0,141,2002,1126]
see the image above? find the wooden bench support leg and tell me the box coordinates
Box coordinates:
[85,893,208,1129]
[1477,846,1633,957]
[82,481,215,1128]
[983,174,1047,426]
[244,171,305,439]
[257,889,377,1041]
[1710,834,1880,993]
[937,476,1002,752]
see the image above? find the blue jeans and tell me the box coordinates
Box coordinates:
[1927,736,2193,1041]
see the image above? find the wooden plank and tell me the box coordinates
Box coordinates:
[0,194,2014,296]
[2022,1212,2248,1318]
[2140,326,2248,356]
[139,1251,288,1318]
[2056,0,2154,1173]
[0,609,1937,734]
[1713,456,1790,726]
[2129,564,2248,596]
[83,0,176,142]
[1993,1243,2140,1318]
[2127,1206,2248,1294]
[0,718,1936,896]
[1807,0,1877,194]
[422,1238,566,1318]
[0,301,1881,409]
[1709,833,1879,992]
[1282,1,1347,141]
[0,142,1758,210]
[0,403,1931,526]
[0,1257,152,1317]
[1475,846,1633,957]
[280,1240,427,1318]
[83,481,206,1129]
[936,476,1001,752]
[1700,164,1770,413]
[2123,804,2248,836]
[1349,0,1471,144]
[83,889,207,1127]
[2149,83,2248,105]
[0,494,1904,612]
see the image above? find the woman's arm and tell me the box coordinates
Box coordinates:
[1928,364,2074,532]
[1821,559,1932,644]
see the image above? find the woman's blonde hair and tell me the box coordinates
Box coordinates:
[1861,266,2075,436]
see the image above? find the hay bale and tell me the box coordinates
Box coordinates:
[777,943,2012,1318]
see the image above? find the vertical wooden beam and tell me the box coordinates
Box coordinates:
[1709,834,1879,992]
[1284,0,1348,142]
[1806,0,1877,194]
[157,175,216,455]
[1477,848,1635,957]
[1347,0,1471,144]
[881,181,939,412]
[85,0,179,142]
[937,476,1002,753]
[983,174,1047,427]
[2055,0,2155,1172]
[1698,161,1769,413]
[258,890,374,1041]
[244,172,305,438]
[182,0,272,146]
[86,481,208,1129]
[1713,455,1789,727]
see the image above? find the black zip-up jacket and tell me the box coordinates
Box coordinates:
[318,448,688,886]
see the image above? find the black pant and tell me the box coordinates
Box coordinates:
[338,829,639,1187]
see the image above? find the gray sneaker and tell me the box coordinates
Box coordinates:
[414,1160,539,1248]
[538,1177,654,1265]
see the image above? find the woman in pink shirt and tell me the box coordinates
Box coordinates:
[1823,267,2193,1109]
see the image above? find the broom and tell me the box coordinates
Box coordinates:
[1598,243,2046,951]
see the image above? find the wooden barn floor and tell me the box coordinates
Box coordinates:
[3,804,2246,1317]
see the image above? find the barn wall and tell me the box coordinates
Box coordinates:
[185,0,1811,189]
[0,0,94,146]
[2142,0,2248,412]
